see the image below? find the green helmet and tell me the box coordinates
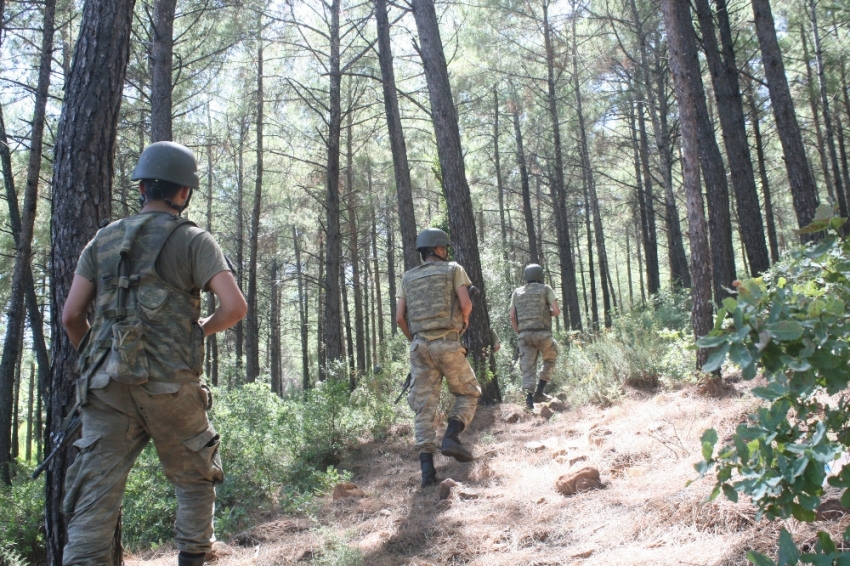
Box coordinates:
[523,263,544,283]
[131,141,199,188]
[415,228,449,250]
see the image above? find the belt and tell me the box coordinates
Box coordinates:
[417,331,460,342]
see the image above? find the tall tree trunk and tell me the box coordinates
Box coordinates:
[47,0,135,562]
[809,0,847,219]
[571,6,611,327]
[269,259,281,396]
[662,0,715,368]
[204,136,218,386]
[541,0,581,330]
[512,107,539,264]
[293,226,309,392]
[695,0,770,275]
[751,0,820,237]
[412,0,499,403]
[341,264,354,377]
[801,24,834,204]
[149,0,176,142]
[375,0,418,270]
[582,179,598,330]
[26,360,34,462]
[494,87,511,288]
[369,199,385,356]
[235,122,246,371]
[322,0,343,379]
[0,0,56,485]
[386,212,398,336]
[317,233,325,379]
[629,96,659,296]
[629,0,690,289]
[246,37,264,383]
[346,110,365,379]
[747,79,780,263]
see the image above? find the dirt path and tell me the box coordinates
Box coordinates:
[127,385,849,565]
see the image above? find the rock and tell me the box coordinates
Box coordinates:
[504,410,523,423]
[537,497,546,504]
[550,448,568,459]
[525,441,546,452]
[817,498,849,521]
[540,406,554,420]
[548,400,568,412]
[357,530,391,552]
[569,455,587,466]
[555,467,604,496]
[332,482,366,500]
[571,548,595,559]
[356,498,385,514]
[438,478,458,500]
[588,427,612,445]
[457,488,480,500]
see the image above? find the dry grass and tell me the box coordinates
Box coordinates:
[126,382,850,566]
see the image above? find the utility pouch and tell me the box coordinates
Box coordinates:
[105,321,149,385]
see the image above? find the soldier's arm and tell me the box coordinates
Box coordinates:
[456,284,472,332]
[201,271,247,336]
[510,306,519,333]
[550,299,561,318]
[62,275,96,349]
[395,298,412,341]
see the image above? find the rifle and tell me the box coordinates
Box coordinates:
[394,372,413,404]
[32,409,82,480]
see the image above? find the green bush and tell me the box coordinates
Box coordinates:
[0,475,44,564]
[695,207,850,564]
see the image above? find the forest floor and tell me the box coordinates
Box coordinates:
[126,378,850,566]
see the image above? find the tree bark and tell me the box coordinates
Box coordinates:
[149,0,177,142]
[751,0,819,237]
[412,0,500,403]
[246,36,264,383]
[47,0,136,562]
[800,24,834,204]
[493,87,512,288]
[204,136,218,386]
[661,0,714,368]
[630,95,660,296]
[695,0,770,275]
[512,107,539,265]
[747,79,780,263]
[375,0,418,271]
[541,0,581,330]
[269,259,281,396]
[234,120,246,371]
[322,0,343,379]
[369,195,385,357]
[293,226,310,392]
[386,212,398,336]
[346,109,366,379]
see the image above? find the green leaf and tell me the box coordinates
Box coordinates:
[778,528,801,566]
[748,551,777,566]
[723,297,738,313]
[817,531,837,554]
[722,483,739,503]
[730,343,754,367]
[702,343,731,373]
[697,334,728,348]
[840,487,850,509]
[767,321,805,342]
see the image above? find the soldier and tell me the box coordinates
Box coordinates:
[60,141,247,566]
[396,228,482,487]
[510,263,560,410]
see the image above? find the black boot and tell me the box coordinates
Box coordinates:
[525,392,534,410]
[440,418,474,462]
[420,452,438,487]
[532,379,552,404]
[178,551,206,566]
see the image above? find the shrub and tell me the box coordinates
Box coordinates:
[0,475,44,564]
[695,206,850,564]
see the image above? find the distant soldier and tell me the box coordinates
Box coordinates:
[60,142,247,566]
[396,228,482,487]
[510,263,560,410]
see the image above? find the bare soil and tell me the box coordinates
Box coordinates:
[127,383,850,565]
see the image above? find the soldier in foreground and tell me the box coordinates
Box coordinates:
[396,228,482,487]
[510,263,560,410]
[60,142,247,566]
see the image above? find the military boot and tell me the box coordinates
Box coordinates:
[525,392,534,410]
[420,452,438,487]
[178,551,206,566]
[440,418,474,462]
[532,379,553,404]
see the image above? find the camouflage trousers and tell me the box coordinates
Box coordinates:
[518,330,559,392]
[407,336,481,454]
[62,379,223,566]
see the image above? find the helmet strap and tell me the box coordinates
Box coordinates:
[427,248,447,261]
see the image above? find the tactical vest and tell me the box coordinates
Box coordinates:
[514,283,552,332]
[76,213,204,385]
[402,261,464,336]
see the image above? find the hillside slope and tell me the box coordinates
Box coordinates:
[127,384,850,565]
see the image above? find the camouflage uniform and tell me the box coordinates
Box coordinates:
[63,212,226,566]
[401,261,481,454]
[511,283,559,392]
